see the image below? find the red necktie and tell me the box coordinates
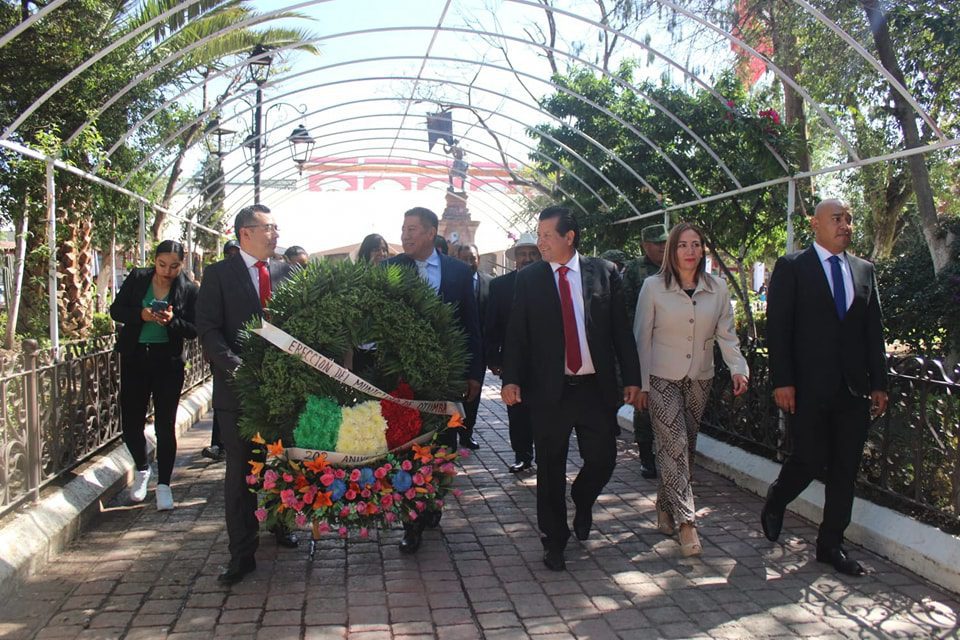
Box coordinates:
[557,266,582,374]
[255,260,271,308]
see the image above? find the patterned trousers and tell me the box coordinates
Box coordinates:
[649,375,713,525]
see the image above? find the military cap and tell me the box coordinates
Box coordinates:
[600,249,628,264]
[641,224,669,243]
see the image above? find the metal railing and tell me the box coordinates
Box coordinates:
[0,335,209,519]
[702,340,960,534]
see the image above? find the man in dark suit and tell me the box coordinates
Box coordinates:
[456,243,493,450]
[761,199,888,576]
[485,233,541,472]
[384,207,483,554]
[195,204,298,585]
[502,207,641,571]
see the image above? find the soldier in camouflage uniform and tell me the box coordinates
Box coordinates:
[622,224,669,479]
[600,249,628,274]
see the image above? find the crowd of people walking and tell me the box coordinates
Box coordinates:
[113,197,887,583]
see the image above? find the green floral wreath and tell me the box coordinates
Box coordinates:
[233,260,469,443]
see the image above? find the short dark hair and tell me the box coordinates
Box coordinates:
[358,233,388,262]
[284,245,307,259]
[457,244,478,258]
[433,235,449,255]
[234,204,271,239]
[155,239,185,260]
[539,206,579,248]
[404,207,439,231]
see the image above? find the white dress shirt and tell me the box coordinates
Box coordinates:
[415,249,441,292]
[239,247,267,297]
[813,242,854,311]
[548,251,596,375]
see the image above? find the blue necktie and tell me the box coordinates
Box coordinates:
[828,255,846,321]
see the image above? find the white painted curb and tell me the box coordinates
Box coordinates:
[0,381,212,599]
[618,404,960,594]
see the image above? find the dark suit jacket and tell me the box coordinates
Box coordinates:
[195,253,293,411]
[475,271,492,332]
[484,270,517,369]
[110,268,198,362]
[502,256,641,408]
[767,247,887,402]
[384,251,484,381]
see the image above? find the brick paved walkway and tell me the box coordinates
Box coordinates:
[1,382,958,639]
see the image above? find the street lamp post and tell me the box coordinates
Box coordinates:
[247,44,272,204]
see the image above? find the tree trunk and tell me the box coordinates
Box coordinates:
[861,0,953,274]
[95,248,114,313]
[152,121,202,240]
[869,169,912,260]
[56,188,95,338]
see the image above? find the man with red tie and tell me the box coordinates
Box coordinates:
[196,204,297,585]
[502,207,641,571]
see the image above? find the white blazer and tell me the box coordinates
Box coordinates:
[633,272,748,391]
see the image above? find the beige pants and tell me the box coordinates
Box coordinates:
[648,375,713,525]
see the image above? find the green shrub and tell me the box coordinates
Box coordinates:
[91,312,116,337]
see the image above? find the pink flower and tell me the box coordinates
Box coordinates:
[282,473,294,483]
[355,501,367,514]
[452,489,463,498]
[401,460,413,471]
[726,99,735,108]
[413,473,425,486]
[385,512,397,523]
[345,489,357,501]
[246,474,259,485]
[349,469,361,482]
[335,469,346,479]
[408,510,418,521]
[457,448,470,458]
[374,467,388,479]
[405,488,417,500]
[254,508,268,522]
[359,527,369,539]
[435,499,444,509]
[338,526,348,538]
[361,489,371,499]
[280,489,298,509]
[303,486,318,505]
[382,463,393,472]
[320,471,335,487]
[415,501,426,512]
[381,494,394,509]
[440,463,455,475]
[340,507,351,518]
[263,469,278,490]
[317,521,330,534]
[295,513,307,528]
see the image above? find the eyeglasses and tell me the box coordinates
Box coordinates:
[243,224,279,232]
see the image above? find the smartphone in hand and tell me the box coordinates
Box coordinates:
[150,299,169,314]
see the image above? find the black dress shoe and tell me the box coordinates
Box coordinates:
[508,460,533,473]
[638,460,658,479]
[573,508,592,541]
[542,549,566,571]
[272,527,300,548]
[460,437,480,450]
[217,558,256,585]
[398,522,423,555]
[816,546,865,576]
[760,486,784,542]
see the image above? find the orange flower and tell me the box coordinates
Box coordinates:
[447,412,464,428]
[294,475,309,490]
[412,443,433,464]
[248,460,264,476]
[267,440,285,458]
[251,432,266,444]
[314,491,333,508]
[303,453,328,473]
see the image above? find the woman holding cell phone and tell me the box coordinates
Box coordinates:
[110,240,199,510]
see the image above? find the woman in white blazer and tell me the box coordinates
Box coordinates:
[633,222,749,556]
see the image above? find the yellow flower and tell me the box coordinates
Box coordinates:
[335,401,388,456]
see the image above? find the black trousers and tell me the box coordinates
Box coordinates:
[530,377,618,552]
[460,371,485,442]
[119,344,185,485]
[507,402,534,464]
[633,407,655,462]
[219,409,260,561]
[767,386,870,549]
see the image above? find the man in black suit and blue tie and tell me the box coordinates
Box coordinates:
[384,207,483,554]
[501,206,641,571]
[761,199,889,576]
[196,204,299,585]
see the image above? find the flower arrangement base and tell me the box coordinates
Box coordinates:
[249,434,461,557]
